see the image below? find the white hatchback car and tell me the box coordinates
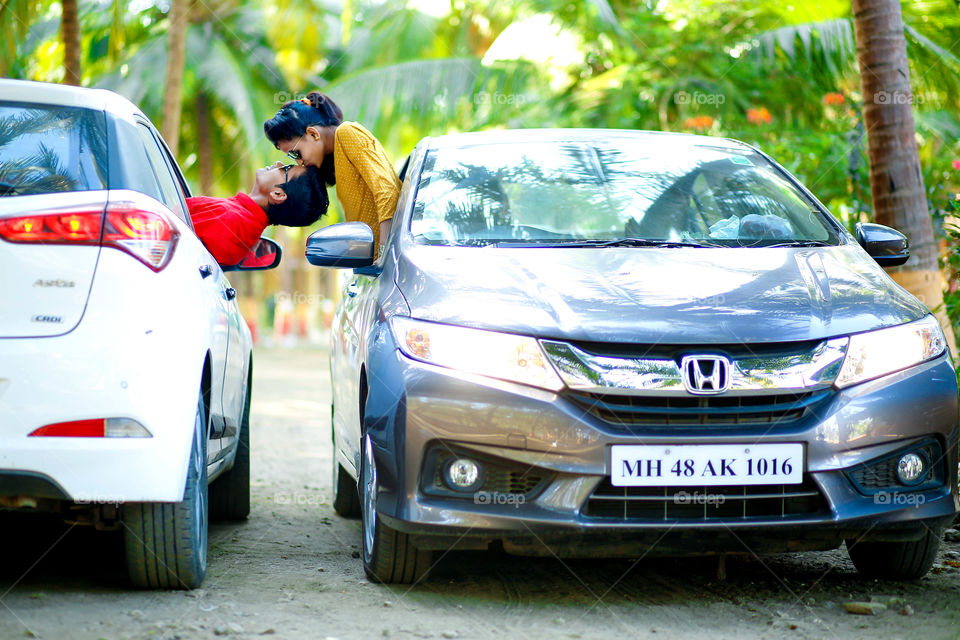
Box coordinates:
[0,80,277,589]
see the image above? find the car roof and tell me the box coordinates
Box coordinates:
[421,128,753,151]
[0,79,146,121]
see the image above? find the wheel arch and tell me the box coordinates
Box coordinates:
[200,350,213,439]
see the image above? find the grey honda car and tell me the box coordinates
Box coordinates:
[307,129,959,584]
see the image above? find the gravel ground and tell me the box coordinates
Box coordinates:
[1,345,958,640]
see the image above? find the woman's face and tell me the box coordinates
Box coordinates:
[277,126,327,168]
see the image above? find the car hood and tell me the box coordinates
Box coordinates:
[393,244,928,344]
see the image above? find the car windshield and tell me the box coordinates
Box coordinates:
[0,103,108,197]
[410,140,840,247]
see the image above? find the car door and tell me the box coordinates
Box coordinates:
[335,269,365,467]
[152,131,245,453]
[342,153,417,467]
[135,121,229,461]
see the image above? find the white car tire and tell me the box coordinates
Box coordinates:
[210,372,251,521]
[123,390,208,589]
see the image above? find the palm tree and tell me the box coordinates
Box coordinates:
[60,0,80,84]
[851,0,954,346]
[1,0,35,76]
[94,2,287,195]
[161,0,189,155]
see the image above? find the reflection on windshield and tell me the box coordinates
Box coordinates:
[411,141,839,247]
[0,105,108,197]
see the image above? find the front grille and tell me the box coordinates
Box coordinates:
[583,477,826,522]
[565,389,833,431]
[848,439,943,493]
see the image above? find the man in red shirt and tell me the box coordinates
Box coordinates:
[187,162,327,265]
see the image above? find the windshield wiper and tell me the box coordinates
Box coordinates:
[597,238,722,248]
[761,240,833,248]
[486,238,721,249]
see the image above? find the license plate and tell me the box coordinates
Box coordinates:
[610,443,804,487]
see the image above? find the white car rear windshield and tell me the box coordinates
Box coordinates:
[411,141,840,247]
[0,103,108,197]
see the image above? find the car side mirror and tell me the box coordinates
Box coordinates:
[222,237,282,271]
[306,222,374,268]
[855,222,909,267]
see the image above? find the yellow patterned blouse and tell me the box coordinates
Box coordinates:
[333,121,401,256]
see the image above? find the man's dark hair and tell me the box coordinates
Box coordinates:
[265,165,328,227]
[263,91,342,186]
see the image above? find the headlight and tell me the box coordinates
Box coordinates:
[390,317,564,391]
[835,315,946,388]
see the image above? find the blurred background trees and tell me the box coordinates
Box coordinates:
[3,0,959,344]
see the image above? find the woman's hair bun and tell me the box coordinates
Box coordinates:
[302,91,344,123]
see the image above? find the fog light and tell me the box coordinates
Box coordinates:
[444,458,483,492]
[896,452,926,485]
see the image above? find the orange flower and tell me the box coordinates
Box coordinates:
[746,107,772,124]
[823,92,845,106]
[683,115,714,130]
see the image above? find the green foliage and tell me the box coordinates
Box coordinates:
[3,0,959,225]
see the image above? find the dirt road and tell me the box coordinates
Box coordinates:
[2,346,959,640]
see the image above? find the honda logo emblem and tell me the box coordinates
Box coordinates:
[680,355,731,394]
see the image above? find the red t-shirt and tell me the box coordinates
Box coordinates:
[186,193,270,266]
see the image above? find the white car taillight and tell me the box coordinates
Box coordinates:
[28,418,152,438]
[103,200,178,270]
[0,194,178,271]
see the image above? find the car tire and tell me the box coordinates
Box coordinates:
[331,412,360,517]
[845,529,941,580]
[360,433,431,584]
[332,459,361,517]
[210,373,251,521]
[123,391,208,589]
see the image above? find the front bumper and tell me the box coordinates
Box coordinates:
[363,339,960,556]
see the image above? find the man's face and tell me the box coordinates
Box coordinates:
[255,161,307,195]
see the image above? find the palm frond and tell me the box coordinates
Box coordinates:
[586,0,628,37]
[904,24,960,103]
[754,18,856,75]
[189,28,261,149]
[316,57,541,133]
[915,109,960,146]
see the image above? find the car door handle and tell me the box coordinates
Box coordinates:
[199,264,213,278]
[346,282,359,297]
[224,287,237,300]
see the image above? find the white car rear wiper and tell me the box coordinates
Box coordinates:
[0,181,24,196]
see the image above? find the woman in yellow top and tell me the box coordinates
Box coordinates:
[263,92,401,257]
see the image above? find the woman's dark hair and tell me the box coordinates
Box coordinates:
[265,165,329,227]
[264,91,343,185]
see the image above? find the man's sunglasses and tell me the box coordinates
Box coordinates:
[274,163,294,189]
